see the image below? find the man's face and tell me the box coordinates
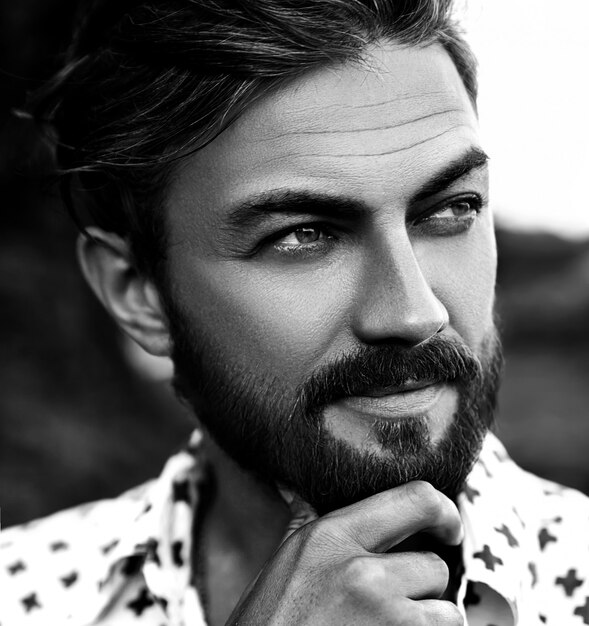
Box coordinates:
[160,41,499,512]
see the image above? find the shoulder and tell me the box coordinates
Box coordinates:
[498,451,589,622]
[517,469,589,574]
[507,461,589,548]
[478,433,589,523]
[467,435,589,622]
[487,436,589,554]
[0,482,154,625]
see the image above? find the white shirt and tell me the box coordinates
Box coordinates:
[2,430,589,625]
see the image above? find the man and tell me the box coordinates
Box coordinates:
[2,1,588,624]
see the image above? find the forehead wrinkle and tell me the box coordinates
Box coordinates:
[281,89,454,115]
[262,88,468,141]
[256,124,473,166]
[168,45,480,227]
[260,108,466,141]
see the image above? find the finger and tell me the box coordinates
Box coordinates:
[418,599,465,625]
[380,551,450,599]
[322,481,463,552]
[338,552,450,602]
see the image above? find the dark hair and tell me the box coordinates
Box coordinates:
[31,0,477,278]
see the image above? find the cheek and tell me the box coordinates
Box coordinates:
[169,257,349,381]
[417,222,497,350]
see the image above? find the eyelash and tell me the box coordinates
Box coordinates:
[414,193,484,234]
[263,193,485,258]
[269,224,336,258]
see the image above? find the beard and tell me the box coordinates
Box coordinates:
[165,299,503,515]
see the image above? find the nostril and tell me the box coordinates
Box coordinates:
[353,289,449,347]
[413,317,448,347]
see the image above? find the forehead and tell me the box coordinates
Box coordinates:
[167,41,479,222]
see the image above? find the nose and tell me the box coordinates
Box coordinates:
[351,234,449,346]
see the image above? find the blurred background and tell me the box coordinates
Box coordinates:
[1,0,588,528]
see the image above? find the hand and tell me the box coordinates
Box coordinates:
[227,481,464,625]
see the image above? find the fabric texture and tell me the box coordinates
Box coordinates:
[2,430,589,625]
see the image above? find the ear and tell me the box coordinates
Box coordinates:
[77,228,171,357]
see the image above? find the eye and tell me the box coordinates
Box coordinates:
[415,194,484,236]
[427,198,479,220]
[280,226,324,245]
[272,225,335,255]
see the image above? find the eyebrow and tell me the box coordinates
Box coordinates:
[410,146,489,204]
[224,146,489,230]
[225,190,369,231]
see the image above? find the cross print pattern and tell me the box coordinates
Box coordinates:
[473,544,504,572]
[127,587,155,617]
[538,527,557,551]
[463,484,481,504]
[574,597,589,625]
[1,431,588,625]
[60,571,78,588]
[7,560,26,575]
[494,524,519,547]
[459,435,589,624]
[21,593,40,613]
[556,569,584,597]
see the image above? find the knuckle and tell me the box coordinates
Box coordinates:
[307,517,340,543]
[298,517,345,557]
[300,517,323,541]
[395,602,428,626]
[405,481,440,516]
[416,599,464,626]
[422,551,450,584]
[340,557,386,599]
[434,601,464,625]
[413,615,430,626]
[444,602,465,625]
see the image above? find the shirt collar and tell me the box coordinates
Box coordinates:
[94,429,208,625]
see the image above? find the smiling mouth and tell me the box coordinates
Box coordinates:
[330,381,449,420]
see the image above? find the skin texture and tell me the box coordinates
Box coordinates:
[163,40,496,444]
[79,41,497,625]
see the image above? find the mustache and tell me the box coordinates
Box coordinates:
[297,334,483,418]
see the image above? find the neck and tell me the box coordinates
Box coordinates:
[195,434,291,625]
[206,435,292,552]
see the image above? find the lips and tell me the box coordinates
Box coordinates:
[349,378,441,398]
[330,382,449,420]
